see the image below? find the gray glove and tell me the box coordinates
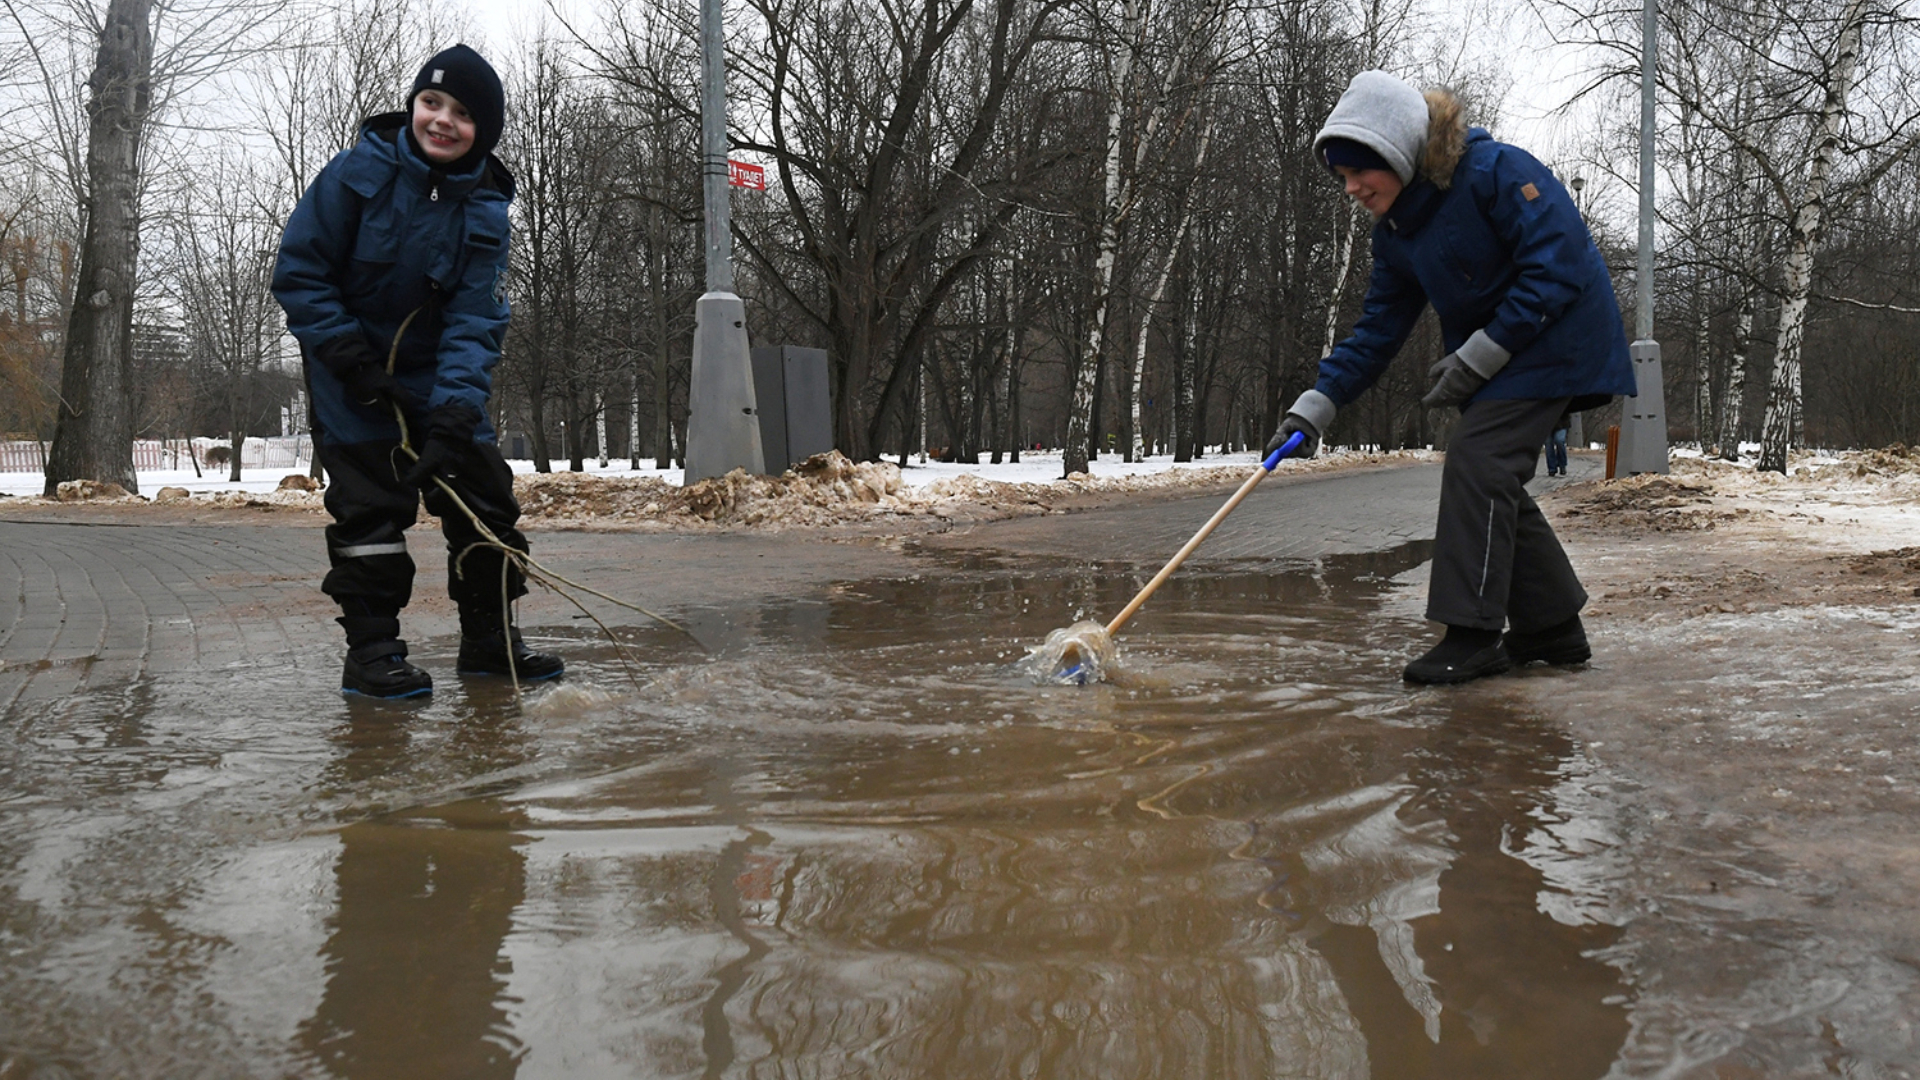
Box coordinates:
[1422,329,1510,410]
[1422,353,1486,409]
[1269,389,1336,459]
[1266,413,1320,459]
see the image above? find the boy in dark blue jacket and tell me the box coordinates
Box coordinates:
[273,44,562,698]
[1269,71,1636,684]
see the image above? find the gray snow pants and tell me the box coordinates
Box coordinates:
[1427,396,1586,633]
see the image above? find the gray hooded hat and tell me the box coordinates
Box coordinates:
[1313,70,1429,185]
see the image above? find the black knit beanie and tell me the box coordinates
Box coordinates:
[1320,137,1393,175]
[408,44,505,167]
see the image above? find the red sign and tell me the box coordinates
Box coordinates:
[728,160,765,190]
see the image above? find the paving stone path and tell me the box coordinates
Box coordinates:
[0,454,1600,712]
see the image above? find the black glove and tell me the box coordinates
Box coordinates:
[1265,412,1321,460]
[316,334,418,414]
[341,364,420,415]
[401,405,479,489]
[1423,351,1488,410]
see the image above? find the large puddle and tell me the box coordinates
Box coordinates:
[2,542,1649,1077]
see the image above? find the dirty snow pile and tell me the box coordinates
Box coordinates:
[5,446,1430,524]
[511,448,1434,530]
[1556,445,1920,553]
[29,474,328,510]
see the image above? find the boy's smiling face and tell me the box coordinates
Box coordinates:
[1334,165,1404,218]
[411,89,476,164]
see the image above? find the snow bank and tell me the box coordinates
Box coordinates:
[510,448,1435,530]
[1,445,1436,530]
[1559,446,1920,552]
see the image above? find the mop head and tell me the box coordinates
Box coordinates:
[1013,620,1119,685]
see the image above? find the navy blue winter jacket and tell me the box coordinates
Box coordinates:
[1317,127,1636,409]
[273,113,514,445]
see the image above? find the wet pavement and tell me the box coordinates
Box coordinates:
[1,454,1913,1078]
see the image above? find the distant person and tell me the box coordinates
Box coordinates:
[1267,71,1634,683]
[1545,409,1571,477]
[273,44,563,698]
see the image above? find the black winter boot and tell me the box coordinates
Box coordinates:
[338,616,432,698]
[1503,614,1591,666]
[1403,625,1511,685]
[457,610,564,681]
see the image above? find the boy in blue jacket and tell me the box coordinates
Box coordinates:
[1269,71,1636,684]
[273,44,563,698]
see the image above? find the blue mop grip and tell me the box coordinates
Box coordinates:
[1262,430,1307,471]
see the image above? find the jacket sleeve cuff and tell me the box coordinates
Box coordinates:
[1287,388,1337,435]
[1456,329,1512,379]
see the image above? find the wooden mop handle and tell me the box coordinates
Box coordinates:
[1104,431,1305,637]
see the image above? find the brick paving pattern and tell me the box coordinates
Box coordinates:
[0,454,1598,708]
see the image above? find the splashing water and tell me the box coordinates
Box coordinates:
[1011,619,1119,685]
[523,682,624,718]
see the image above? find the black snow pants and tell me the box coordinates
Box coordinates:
[317,431,529,621]
[1426,396,1586,633]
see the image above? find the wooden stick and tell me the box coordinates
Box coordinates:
[1104,433,1302,637]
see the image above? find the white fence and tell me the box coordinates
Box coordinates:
[0,436,315,474]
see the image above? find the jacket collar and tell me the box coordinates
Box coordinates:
[1381,177,1445,235]
[352,111,498,202]
[1380,127,1494,235]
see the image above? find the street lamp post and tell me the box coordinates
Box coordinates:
[683,0,765,483]
[1567,175,1587,449]
[1616,0,1670,474]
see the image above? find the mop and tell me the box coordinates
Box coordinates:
[1014,431,1307,685]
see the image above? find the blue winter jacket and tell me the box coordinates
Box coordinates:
[272,113,514,445]
[1317,128,1636,409]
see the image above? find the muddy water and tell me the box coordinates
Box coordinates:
[4,544,1641,1078]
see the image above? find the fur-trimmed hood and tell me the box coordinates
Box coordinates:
[1418,89,1468,189]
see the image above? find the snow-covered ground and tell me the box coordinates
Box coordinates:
[0,448,1297,499]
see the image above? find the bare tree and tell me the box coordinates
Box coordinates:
[734,0,1074,461]
[40,0,154,494]
[7,0,284,494]
[1546,0,1920,470]
[1063,0,1239,476]
[1754,0,1873,471]
[165,155,282,481]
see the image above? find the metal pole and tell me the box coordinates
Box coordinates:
[1637,0,1656,342]
[700,0,733,294]
[684,0,765,481]
[1617,0,1670,474]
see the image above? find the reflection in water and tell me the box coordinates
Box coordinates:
[465,542,1629,1077]
[300,716,531,1079]
[1302,702,1630,1078]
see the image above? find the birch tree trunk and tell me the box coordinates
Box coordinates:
[1758,0,1868,474]
[1718,288,1754,459]
[1693,296,1714,449]
[1005,249,1024,464]
[649,201,674,469]
[1322,203,1365,359]
[1130,116,1215,462]
[629,373,642,469]
[595,392,608,467]
[1063,0,1139,478]
[1173,299,1194,462]
[43,0,154,496]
